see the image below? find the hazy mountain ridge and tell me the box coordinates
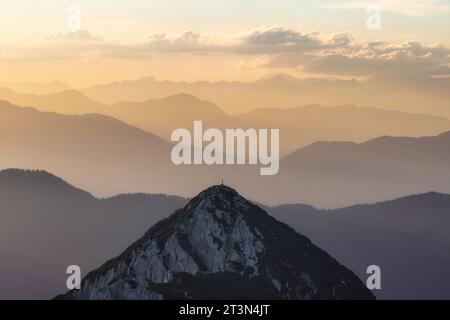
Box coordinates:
[262,130,450,207]
[236,104,450,155]
[0,168,188,300]
[1,88,449,156]
[1,100,450,207]
[0,87,107,114]
[0,100,175,197]
[79,74,450,117]
[0,80,70,95]
[108,93,236,141]
[108,96,450,155]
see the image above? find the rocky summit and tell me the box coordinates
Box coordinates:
[58,185,374,300]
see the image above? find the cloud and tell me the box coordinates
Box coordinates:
[231,28,356,55]
[302,40,450,77]
[232,28,325,54]
[24,30,104,46]
[43,30,105,43]
[323,0,450,16]
[115,27,350,55]
[3,27,449,80]
[142,31,220,53]
[10,27,357,59]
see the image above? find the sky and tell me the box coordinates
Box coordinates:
[0,0,449,86]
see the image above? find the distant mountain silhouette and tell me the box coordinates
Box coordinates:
[259,131,450,207]
[269,192,450,299]
[106,96,450,156]
[0,100,250,199]
[1,89,449,156]
[0,87,107,114]
[0,80,70,95]
[236,104,450,155]
[79,74,450,117]
[2,100,450,207]
[0,169,187,299]
[0,100,174,197]
[256,72,305,84]
[108,93,235,141]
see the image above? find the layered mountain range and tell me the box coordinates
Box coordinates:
[1,75,449,300]
[4,74,445,118]
[77,74,450,117]
[1,87,449,156]
[1,169,449,299]
[1,99,450,207]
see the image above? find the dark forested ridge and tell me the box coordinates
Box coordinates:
[0,169,187,299]
[269,193,450,299]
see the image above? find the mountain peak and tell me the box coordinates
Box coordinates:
[60,184,374,300]
[259,72,301,83]
[161,93,201,103]
[183,184,251,221]
[196,184,240,201]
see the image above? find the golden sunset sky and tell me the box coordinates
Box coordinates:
[1,0,449,86]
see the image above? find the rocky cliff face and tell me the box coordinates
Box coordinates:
[59,185,374,300]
